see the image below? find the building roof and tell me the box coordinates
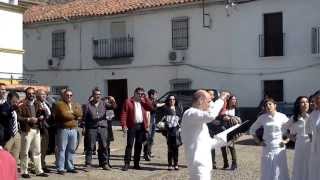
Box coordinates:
[23,0,201,24]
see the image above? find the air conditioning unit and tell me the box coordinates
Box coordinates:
[48,58,61,69]
[311,27,320,57]
[169,50,186,63]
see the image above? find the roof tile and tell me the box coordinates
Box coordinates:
[23,0,200,24]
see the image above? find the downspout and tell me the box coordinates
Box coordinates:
[79,23,82,69]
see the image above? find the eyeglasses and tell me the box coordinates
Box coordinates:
[66,94,73,97]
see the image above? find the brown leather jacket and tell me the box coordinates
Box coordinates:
[17,100,44,132]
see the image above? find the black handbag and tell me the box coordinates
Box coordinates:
[176,130,183,146]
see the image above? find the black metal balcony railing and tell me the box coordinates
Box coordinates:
[93,37,134,59]
[259,33,285,57]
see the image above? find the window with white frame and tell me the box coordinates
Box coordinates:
[52,31,65,58]
[172,17,189,50]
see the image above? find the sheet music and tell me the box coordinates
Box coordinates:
[211,124,241,149]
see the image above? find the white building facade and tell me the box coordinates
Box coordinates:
[23,0,320,106]
[0,0,25,84]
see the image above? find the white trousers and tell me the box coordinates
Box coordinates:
[20,129,43,175]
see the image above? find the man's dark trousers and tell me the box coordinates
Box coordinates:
[85,127,109,166]
[124,123,145,166]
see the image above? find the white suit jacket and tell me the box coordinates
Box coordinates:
[181,99,224,180]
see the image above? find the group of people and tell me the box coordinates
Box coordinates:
[0,83,188,179]
[0,83,119,179]
[120,87,185,171]
[0,83,53,179]
[249,91,320,180]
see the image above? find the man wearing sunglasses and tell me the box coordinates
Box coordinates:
[54,89,82,175]
[18,87,49,178]
[121,87,154,171]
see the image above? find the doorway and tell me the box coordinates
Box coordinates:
[106,79,128,120]
[263,12,283,56]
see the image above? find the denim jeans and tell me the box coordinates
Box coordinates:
[149,113,156,145]
[56,128,77,171]
[143,114,157,156]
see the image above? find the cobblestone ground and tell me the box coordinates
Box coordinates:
[26,128,294,180]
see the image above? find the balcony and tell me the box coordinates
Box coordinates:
[259,33,285,57]
[93,37,134,60]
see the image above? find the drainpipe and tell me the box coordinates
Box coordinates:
[79,23,83,69]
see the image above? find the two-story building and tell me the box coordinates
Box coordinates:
[23,0,320,107]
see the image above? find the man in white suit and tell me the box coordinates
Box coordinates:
[181,90,230,180]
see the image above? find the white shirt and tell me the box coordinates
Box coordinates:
[134,101,143,123]
[250,112,289,148]
[42,102,51,117]
[165,115,180,128]
[285,114,309,138]
[225,109,235,116]
[0,98,5,105]
[208,101,215,111]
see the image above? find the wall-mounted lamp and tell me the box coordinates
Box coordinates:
[225,0,238,17]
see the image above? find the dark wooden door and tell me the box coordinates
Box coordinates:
[107,79,128,120]
[264,12,283,56]
[263,80,283,102]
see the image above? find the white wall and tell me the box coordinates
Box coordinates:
[24,0,320,105]
[0,9,23,49]
[0,0,18,5]
[0,8,23,79]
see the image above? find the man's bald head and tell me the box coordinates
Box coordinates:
[192,90,210,110]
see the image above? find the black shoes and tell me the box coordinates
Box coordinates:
[67,169,78,173]
[133,164,141,170]
[144,154,151,161]
[43,168,51,173]
[122,164,129,171]
[57,170,65,175]
[223,163,229,169]
[21,174,31,178]
[36,173,49,177]
[230,163,238,170]
[22,173,48,178]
